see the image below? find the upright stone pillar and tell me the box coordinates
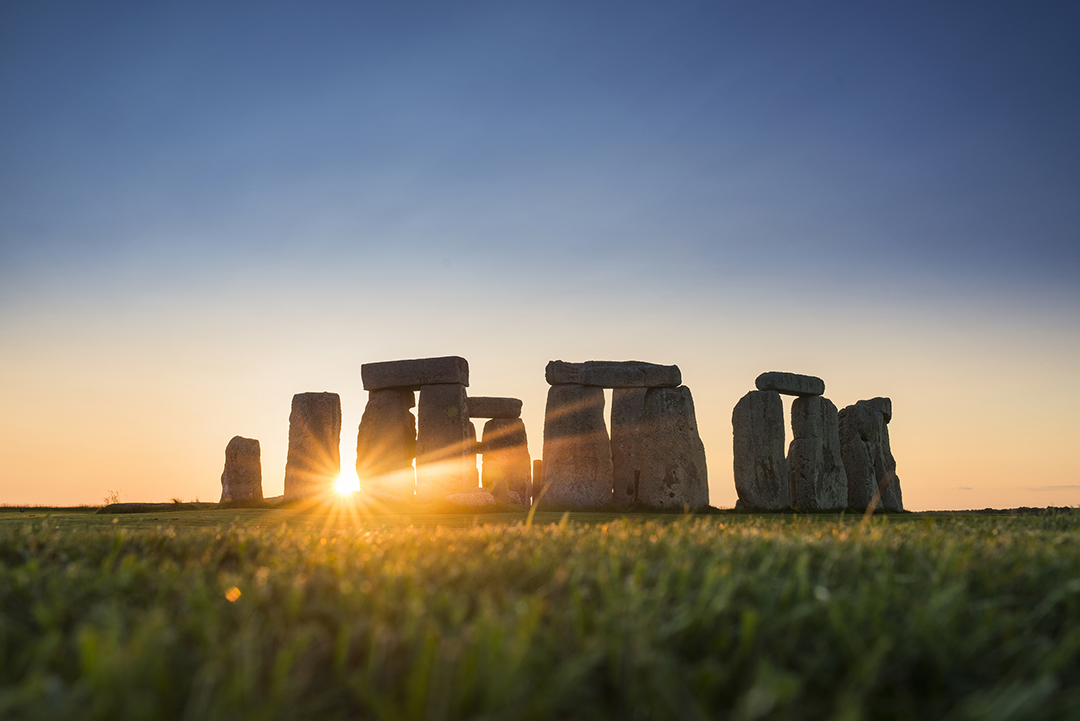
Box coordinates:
[732,390,788,510]
[611,388,647,507]
[220,436,262,502]
[839,397,902,511]
[284,392,342,500]
[788,396,847,510]
[415,383,471,501]
[481,418,531,504]
[355,389,416,499]
[539,385,613,509]
[637,386,709,510]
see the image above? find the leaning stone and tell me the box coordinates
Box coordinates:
[732,390,788,510]
[362,356,469,391]
[839,397,902,511]
[445,491,496,508]
[220,436,262,502]
[481,418,530,504]
[355,389,416,498]
[636,386,709,510]
[284,392,342,499]
[415,383,472,501]
[788,396,847,510]
[755,371,825,397]
[467,396,523,419]
[539,385,613,509]
[610,388,647,506]
[545,360,681,388]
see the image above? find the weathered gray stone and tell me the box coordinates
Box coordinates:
[788,396,847,510]
[839,397,902,511]
[546,360,681,388]
[481,418,530,504]
[636,386,709,510]
[467,396,522,419]
[362,356,469,391]
[415,383,471,501]
[732,390,788,510]
[539,385,613,509]
[445,491,496,508]
[284,392,342,500]
[220,436,262,502]
[611,388,648,506]
[755,371,825,397]
[355,389,416,498]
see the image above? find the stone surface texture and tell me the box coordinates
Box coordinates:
[539,384,613,509]
[787,396,847,510]
[415,383,472,501]
[546,360,681,388]
[732,390,788,510]
[466,396,522,419]
[355,389,416,498]
[362,356,469,391]
[481,418,531,504]
[636,386,710,510]
[755,371,826,397]
[839,397,903,511]
[284,392,342,499]
[219,436,262,502]
[445,491,496,508]
[610,388,648,505]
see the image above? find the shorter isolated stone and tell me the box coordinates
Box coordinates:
[220,436,262,502]
[755,371,825,397]
[546,360,681,388]
[445,491,496,508]
[467,396,523,419]
[732,390,788,510]
[284,392,342,500]
[362,356,469,391]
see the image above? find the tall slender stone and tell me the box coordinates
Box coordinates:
[732,390,788,510]
[284,392,342,500]
[611,388,648,506]
[539,385,613,509]
[356,389,416,498]
[481,418,531,504]
[415,383,471,501]
[839,397,902,511]
[220,436,262,502]
[636,386,709,510]
[788,396,847,510]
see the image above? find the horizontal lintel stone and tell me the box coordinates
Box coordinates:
[467,396,522,419]
[361,356,469,390]
[546,360,681,388]
[755,371,825,397]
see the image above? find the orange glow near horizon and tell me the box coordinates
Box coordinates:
[334,472,361,495]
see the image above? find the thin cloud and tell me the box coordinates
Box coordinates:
[1023,485,1080,491]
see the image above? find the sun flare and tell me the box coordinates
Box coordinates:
[334,473,360,495]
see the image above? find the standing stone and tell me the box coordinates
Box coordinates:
[732,390,788,510]
[788,396,847,510]
[415,383,471,501]
[636,386,709,510]
[611,388,648,506]
[839,397,903,511]
[284,392,342,500]
[481,418,531,504]
[355,389,416,498]
[219,436,262,502]
[755,371,826,397]
[539,385,613,509]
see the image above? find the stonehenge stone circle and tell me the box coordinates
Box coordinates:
[355,388,416,498]
[636,386,709,510]
[539,384,613,509]
[546,360,681,388]
[284,392,342,499]
[755,371,826,397]
[788,396,847,510]
[839,397,903,511]
[415,383,473,501]
[362,356,469,391]
[611,388,648,505]
[481,418,530,504]
[732,390,788,510]
[466,396,522,419]
[219,436,262,502]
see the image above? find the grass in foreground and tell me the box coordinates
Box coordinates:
[1,508,1078,720]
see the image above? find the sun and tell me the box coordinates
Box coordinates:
[334,473,360,495]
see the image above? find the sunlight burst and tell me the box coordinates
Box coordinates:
[334,473,360,495]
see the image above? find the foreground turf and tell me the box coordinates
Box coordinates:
[2,509,1078,720]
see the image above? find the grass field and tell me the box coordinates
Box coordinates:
[2,506,1078,720]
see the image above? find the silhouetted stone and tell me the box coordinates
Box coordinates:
[467,396,522,419]
[362,356,469,391]
[355,389,416,498]
[284,392,342,499]
[732,390,788,510]
[611,388,648,506]
[481,418,530,504]
[415,383,471,501]
[546,360,681,388]
[637,386,709,510]
[755,371,825,397]
[219,436,262,502]
[539,385,613,508]
[788,396,847,510]
[839,397,902,511]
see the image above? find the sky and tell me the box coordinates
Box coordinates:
[2,1,1078,509]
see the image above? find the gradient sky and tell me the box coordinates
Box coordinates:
[2,2,1078,509]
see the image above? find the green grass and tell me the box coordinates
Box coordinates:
[1,508,1078,720]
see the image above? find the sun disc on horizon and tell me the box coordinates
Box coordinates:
[334,473,360,495]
